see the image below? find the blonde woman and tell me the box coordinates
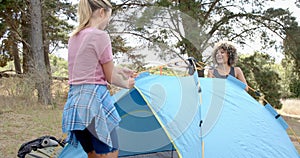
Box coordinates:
[208,41,248,90]
[62,0,136,157]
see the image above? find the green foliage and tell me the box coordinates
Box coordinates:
[290,79,300,98]
[42,0,76,46]
[237,52,282,109]
[0,0,76,71]
[111,35,132,55]
[0,0,22,68]
[284,25,300,77]
[283,20,300,98]
[0,55,11,67]
[0,39,13,67]
[49,54,68,77]
[271,61,292,98]
[156,0,172,7]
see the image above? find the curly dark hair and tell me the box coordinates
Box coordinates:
[212,41,238,66]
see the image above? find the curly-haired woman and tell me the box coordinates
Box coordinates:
[207,41,248,90]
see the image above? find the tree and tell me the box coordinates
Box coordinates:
[112,0,297,66]
[0,0,75,73]
[0,0,75,104]
[41,0,76,75]
[237,52,282,109]
[0,0,22,71]
[283,26,300,98]
[30,0,52,104]
[109,0,298,103]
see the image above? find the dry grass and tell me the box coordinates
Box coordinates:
[0,77,66,157]
[280,99,300,117]
[0,104,63,157]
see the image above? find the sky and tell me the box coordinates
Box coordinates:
[55,0,300,63]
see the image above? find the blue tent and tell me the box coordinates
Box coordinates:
[59,72,299,158]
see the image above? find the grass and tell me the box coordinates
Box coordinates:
[0,77,299,157]
[0,77,66,157]
[0,104,63,156]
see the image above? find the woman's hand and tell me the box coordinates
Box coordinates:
[127,77,135,89]
[123,69,138,89]
[119,68,138,78]
[103,63,138,89]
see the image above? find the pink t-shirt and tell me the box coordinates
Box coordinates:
[68,28,113,85]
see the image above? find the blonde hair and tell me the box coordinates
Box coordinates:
[212,41,238,66]
[71,0,112,36]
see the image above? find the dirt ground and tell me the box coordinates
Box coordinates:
[283,116,300,153]
[280,99,300,153]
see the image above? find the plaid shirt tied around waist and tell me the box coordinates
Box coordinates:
[62,84,121,147]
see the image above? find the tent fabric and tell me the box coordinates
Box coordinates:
[199,75,299,157]
[115,73,202,157]
[58,72,299,158]
[114,88,178,157]
[58,143,86,158]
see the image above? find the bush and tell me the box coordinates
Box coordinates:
[290,79,300,98]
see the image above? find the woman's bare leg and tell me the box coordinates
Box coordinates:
[87,151,97,158]
[95,150,119,158]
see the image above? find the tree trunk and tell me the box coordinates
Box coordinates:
[11,32,22,74]
[21,12,32,74]
[178,0,204,62]
[42,22,52,77]
[177,0,205,76]
[30,0,52,105]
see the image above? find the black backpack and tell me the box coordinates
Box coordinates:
[17,135,66,158]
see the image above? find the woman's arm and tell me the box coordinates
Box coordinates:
[207,69,214,78]
[235,67,248,91]
[102,61,135,89]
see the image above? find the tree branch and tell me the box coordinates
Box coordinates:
[202,0,220,25]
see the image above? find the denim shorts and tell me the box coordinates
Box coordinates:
[73,119,119,154]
